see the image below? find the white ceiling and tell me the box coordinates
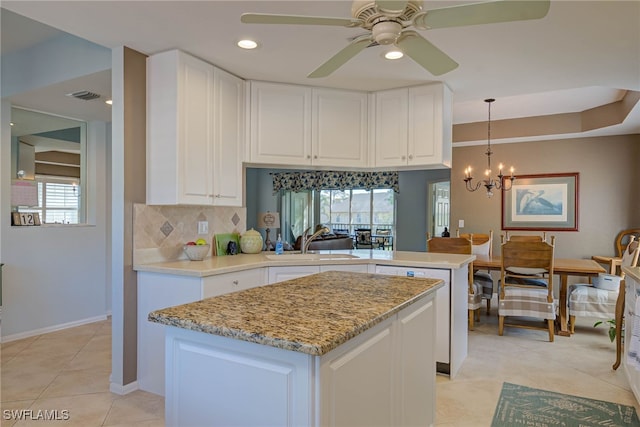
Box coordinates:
[2,1,639,143]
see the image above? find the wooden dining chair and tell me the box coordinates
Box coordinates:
[499,236,556,342]
[504,231,547,242]
[427,236,482,330]
[592,228,640,274]
[458,230,495,315]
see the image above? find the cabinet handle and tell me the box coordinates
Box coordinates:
[215,194,221,198]
[401,155,406,160]
[307,155,311,159]
[232,280,239,286]
[314,155,318,159]
[408,154,413,160]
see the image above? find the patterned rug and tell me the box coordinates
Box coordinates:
[492,382,640,427]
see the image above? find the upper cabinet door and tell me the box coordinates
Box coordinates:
[147,50,215,205]
[312,88,368,168]
[249,81,312,165]
[147,50,245,206]
[408,84,452,168]
[374,88,409,167]
[212,68,244,206]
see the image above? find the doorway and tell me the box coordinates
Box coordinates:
[428,180,450,238]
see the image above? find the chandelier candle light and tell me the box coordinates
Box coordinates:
[463,98,515,198]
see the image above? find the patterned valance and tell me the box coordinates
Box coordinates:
[271,171,399,193]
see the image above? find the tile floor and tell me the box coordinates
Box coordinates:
[2,308,639,426]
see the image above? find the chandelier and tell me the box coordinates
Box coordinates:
[463,98,515,197]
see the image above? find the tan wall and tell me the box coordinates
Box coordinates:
[451,134,640,259]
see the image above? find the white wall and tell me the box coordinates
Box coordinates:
[0,29,112,341]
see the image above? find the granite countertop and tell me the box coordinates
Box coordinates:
[148,270,443,356]
[134,249,475,277]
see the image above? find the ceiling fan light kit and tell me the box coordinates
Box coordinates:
[241,0,550,78]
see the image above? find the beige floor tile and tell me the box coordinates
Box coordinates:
[65,348,112,372]
[12,393,115,426]
[1,370,59,402]
[1,400,35,427]
[39,369,111,398]
[103,391,165,426]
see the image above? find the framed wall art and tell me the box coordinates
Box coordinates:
[502,172,579,231]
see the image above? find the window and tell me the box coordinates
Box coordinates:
[281,187,395,249]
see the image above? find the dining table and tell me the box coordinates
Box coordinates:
[473,255,606,337]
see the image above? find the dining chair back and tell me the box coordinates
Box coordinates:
[592,228,640,274]
[504,231,547,242]
[499,236,556,341]
[428,236,483,330]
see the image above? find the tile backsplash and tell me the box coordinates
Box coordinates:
[133,204,246,264]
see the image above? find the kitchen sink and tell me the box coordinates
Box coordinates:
[265,253,359,261]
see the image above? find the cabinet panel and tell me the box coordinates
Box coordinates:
[374,89,409,167]
[312,88,368,167]
[268,265,320,284]
[250,82,311,164]
[213,68,244,206]
[147,50,244,206]
[203,268,266,298]
[320,264,369,273]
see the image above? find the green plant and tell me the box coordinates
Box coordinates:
[594,319,616,342]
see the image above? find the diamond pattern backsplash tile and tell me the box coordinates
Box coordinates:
[133,204,246,264]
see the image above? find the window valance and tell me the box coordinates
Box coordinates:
[271,171,399,193]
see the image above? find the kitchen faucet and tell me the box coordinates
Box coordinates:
[301,226,330,254]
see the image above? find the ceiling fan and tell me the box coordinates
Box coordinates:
[241,0,550,78]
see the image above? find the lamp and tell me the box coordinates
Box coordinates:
[257,211,280,250]
[463,98,516,198]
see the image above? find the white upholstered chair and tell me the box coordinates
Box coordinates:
[458,230,494,314]
[569,236,639,333]
[427,236,482,330]
[499,236,556,341]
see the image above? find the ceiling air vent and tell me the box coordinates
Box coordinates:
[66,90,101,101]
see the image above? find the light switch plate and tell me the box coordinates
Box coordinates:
[198,221,208,234]
[458,219,464,228]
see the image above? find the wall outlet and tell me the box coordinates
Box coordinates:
[198,221,208,235]
[458,219,464,228]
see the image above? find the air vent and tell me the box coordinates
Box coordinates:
[66,90,101,101]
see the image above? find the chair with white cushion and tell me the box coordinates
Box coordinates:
[459,230,494,314]
[427,236,482,330]
[499,236,556,341]
[568,236,639,333]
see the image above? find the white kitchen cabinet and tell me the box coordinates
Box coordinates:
[268,265,320,283]
[374,264,467,378]
[311,88,368,168]
[248,81,368,167]
[623,267,640,403]
[146,49,244,206]
[137,268,266,395]
[374,83,452,169]
[319,264,369,273]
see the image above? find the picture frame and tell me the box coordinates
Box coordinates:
[501,172,579,231]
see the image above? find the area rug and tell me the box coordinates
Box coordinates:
[492,382,640,427]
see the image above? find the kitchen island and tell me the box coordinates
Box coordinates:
[149,270,443,427]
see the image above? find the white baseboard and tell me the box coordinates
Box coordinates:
[110,380,139,395]
[0,314,108,343]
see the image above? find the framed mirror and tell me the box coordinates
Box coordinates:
[11,106,87,224]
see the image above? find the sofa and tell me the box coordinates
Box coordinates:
[293,233,354,251]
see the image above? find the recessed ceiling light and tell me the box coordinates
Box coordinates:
[237,39,258,50]
[384,50,404,60]
[105,99,113,105]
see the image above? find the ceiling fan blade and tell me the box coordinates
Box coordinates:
[375,0,409,15]
[420,0,550,30]
[241,13,362,27]
[396,31,458,76]
[308,35,373,78]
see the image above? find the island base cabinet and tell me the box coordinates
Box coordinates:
[163,295,436,427]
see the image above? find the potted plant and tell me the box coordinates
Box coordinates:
[594,319,617,342]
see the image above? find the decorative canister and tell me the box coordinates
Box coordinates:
[240,228,263,254]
